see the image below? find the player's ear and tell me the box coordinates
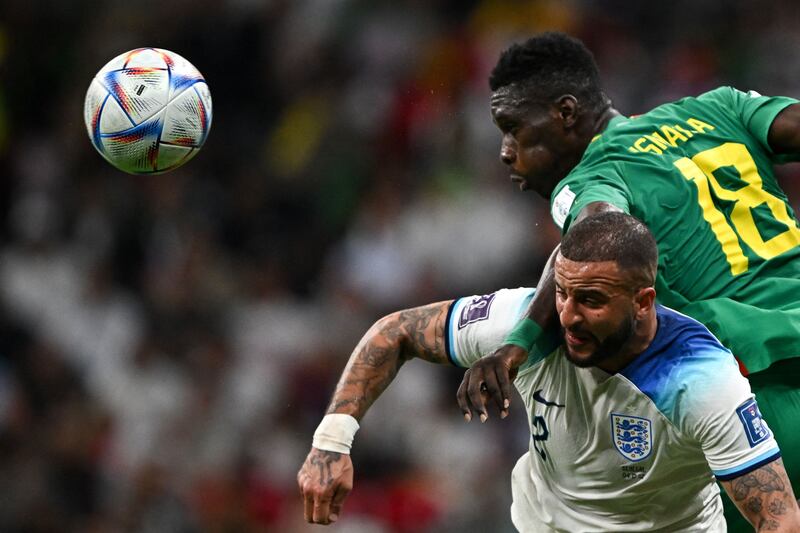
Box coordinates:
[634,287,656,318]
[554,95,579,128]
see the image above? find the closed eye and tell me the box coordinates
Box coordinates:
[571,289,609,307]
[495,117,518,135]
[577,294,608,308]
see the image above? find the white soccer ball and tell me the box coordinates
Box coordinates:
[84,48,212,174]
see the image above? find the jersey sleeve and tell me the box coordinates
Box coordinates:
[677,349,781,480]
[445,288,535,368]
[713,86,799,157]
[551,162,632,232]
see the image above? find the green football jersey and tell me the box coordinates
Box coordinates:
[551,86,800,374]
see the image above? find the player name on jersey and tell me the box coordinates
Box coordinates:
[627,117,716,155]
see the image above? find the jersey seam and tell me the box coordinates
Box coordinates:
[564,150,632,231]
[614,373,687,438]
[721,86,770,155]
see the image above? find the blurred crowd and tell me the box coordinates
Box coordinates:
[2,0,800,531]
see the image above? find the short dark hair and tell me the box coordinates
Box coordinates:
[489,32,605,112]
[560,212,658,288]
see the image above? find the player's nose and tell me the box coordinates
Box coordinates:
[558,298,582,328]
[500,137,516,166]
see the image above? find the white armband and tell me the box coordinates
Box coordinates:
[312,414,360,454]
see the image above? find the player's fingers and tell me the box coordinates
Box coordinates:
[302,485,315,523]
[313,493,333,525]
[495,364,513,418]
[466,367,489,422]
[457,369,473,421]
[329,482,351,523]
[482,366,505,415]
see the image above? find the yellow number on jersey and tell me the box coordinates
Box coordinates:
[674,143,800,276]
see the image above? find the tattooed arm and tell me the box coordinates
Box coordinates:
[297,300,453,525]
[719,458,800,532]
[324,300,453,417]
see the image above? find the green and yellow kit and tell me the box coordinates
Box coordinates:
[553,86,800,375]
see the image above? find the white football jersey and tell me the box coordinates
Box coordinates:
[446,288,780,532]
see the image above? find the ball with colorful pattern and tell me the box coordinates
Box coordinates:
[84,48,212,174]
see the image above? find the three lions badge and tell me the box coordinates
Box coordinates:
[612,414,653,462]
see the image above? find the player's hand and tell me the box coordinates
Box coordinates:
[297,447,354,525]
[457,343,528,422]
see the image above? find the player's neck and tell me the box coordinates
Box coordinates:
[597,310,658,373]
[592,105,622,136]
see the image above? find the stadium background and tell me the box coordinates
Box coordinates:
[2,0,800,531]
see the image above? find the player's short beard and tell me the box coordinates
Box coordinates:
[562,312,636,368]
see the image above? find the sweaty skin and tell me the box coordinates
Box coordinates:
[553,255,657,372]
[490,87,602,198]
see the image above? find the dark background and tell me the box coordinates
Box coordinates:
[1,1,800,531]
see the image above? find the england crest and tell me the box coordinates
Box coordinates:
[611,413,653,462]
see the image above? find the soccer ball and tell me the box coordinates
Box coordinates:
[84,48,212,174]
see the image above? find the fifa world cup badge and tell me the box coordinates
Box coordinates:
[551,185,576,229]
[458,293,496,329]
[736,399,771,446]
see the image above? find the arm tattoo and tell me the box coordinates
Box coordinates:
[309,449,344,487]
[747,497,763,514]
[731,462,785,502]
[757,518,780,531]
[768,499,788,516]
[361,344,394,368]
[724,459,799,531]
[326,302,451,417]
[396,305,446,363]
[327,353,401,414]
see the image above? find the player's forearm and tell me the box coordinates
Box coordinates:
[522,245,559,330]
[514,200,623,348]
[721,459,800,532]
[503,246,558,353]
[325,317,408,420]
[754,509,800,533]
[519,200,623,329]
[326,302,451,420]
